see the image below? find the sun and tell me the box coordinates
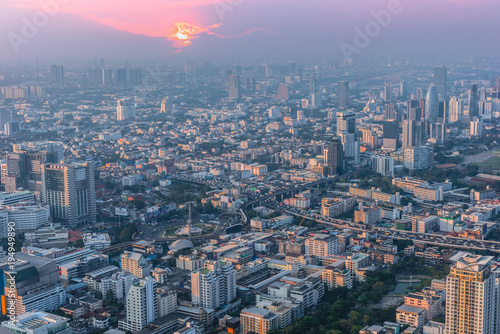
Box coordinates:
[169,22,198,47]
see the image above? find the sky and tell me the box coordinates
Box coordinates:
[1,0,500,63]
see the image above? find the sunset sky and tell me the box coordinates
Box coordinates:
[1,0,500,62]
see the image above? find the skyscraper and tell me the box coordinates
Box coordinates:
[469,84,479,117]
[120,277,158,332]
[449,97,463,123]
[406,100,422,121]
[310,73,316,96]
[425,84,439,124]
[325,140,344,176]
[445,252,499,334]
[338,81,349,108]
[434,65,447,101]
[402,120,424,148]
[336,111,356,137]
[383,81,392,101]
[228,74,241,100]
[117,98,136,121]
[191,260,236,309]
[41,162,96,227]
[50,65,64,83]
[160,97,173,113]
[400,80,408,99]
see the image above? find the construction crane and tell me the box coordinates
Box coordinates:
[292,208,311,243]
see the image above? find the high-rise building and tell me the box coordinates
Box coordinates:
[228,74,241,100]
[340,132,360,165]
[191,260,236,309]
[425,84,439,125]
[338,81,349,108]
[277,84,289,101]
[240,307,279,334]
[383,81,392,101]
[384,102,399,121]
[434,65,447,101]
[50,65,64,83]
[117,98,135,121]
[372,155,394,177]
[382,121,399,150]
[41,162,96,227]
[325,140,344,176]
[120,277,158,332]
[116,68,127,84]
[121,251,151,278]
[445,252,499,334]
[310,73,316,96]
[449,97,463,123]
[160,97,173,113]
[402,120,424,148]
[429,123,446,144]
[305,234,338,257]
[400,80,408,99]
[403,146,433,170]
[0,253,66,315]
[470,117,484,137]
[469,84,479,117]
[336,111,356,137]
[407,100,422,121]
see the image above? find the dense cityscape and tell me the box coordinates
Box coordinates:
[1,1,500,334]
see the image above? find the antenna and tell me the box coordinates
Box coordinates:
[188,201,192,240]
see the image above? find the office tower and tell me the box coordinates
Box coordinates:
[434,65,447,101]
[384,102,399,121]
[0,109,12,130]
[382,121,399,150]
[383,81,392,101]
[160,97,173,113]
[496,77,500,92]
[121,251,152,278]
[407,100,422,121]
[338,81,349,107]
[341,133,360,164]
[445,252,498,334]
[415,87,424,100]
[429,123,446,144]
[403,146,432,170]
[101,69,112,85]
[469,84,479,117]
[470,117,484,137]
[325,140,344,176]
[277,84,289,101]
[128,68,142,85]
[438,101,448,124]
[310,73,316,96]
[425,84,439,124]
[372,155,394,177]
[336,111,356,137]
[41,162,96,227]
[2,153,26,191]
[50,65,64,83]
[191,260,236,309]
[117,68,127,84]
[402,120,424,148]
[0,253,66,315]
[117,98,136,121]
[400,80,408,99]
[449,97,463,123]
[240,307,279,334]
[311,93,323,108]
[120,277,158,332]
[228,74,241,100]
